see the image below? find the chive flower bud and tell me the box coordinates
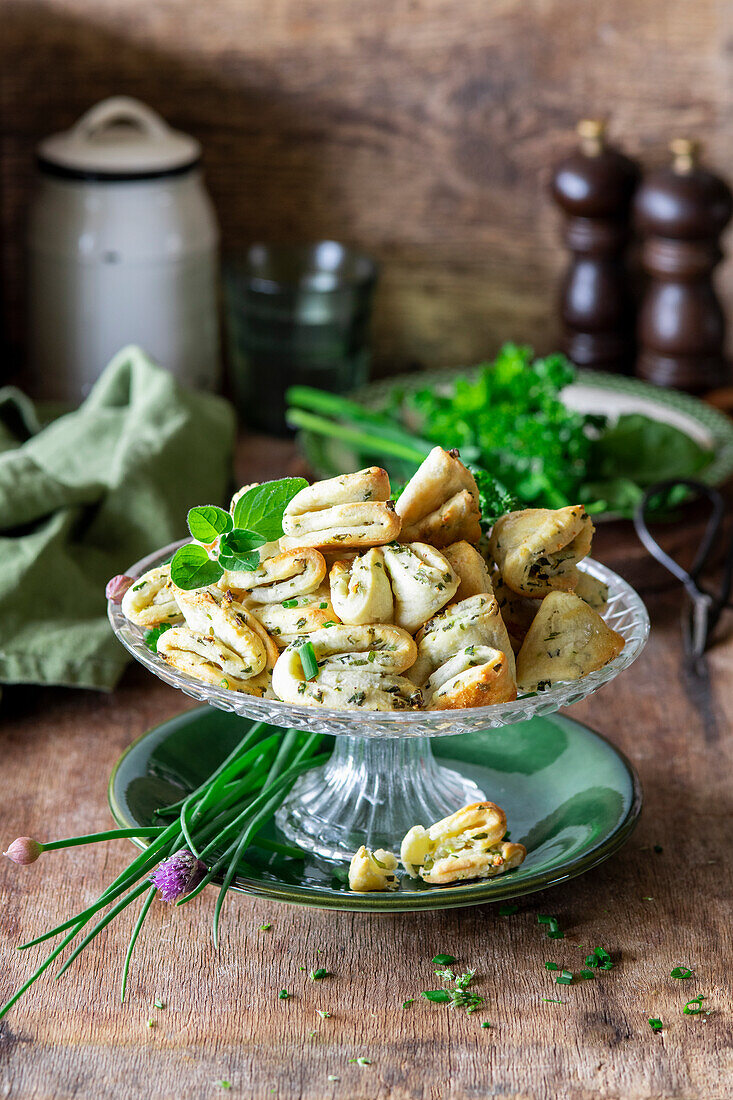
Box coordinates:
[106,575,134,602]
[150,849,206,902]
[4,837,43,865]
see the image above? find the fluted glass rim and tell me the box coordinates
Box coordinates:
[109,540,649,738]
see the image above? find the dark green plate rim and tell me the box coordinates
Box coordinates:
[108,707,643,912]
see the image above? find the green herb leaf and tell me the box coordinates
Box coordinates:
[422,990,452,1003]
[648,1017,663,1032]
[401,999,414,1009]
[170,544,224,590]
[432,954,457,965]
[278,989,289,999]
[481,1021,492,1028]
[144,623,173,652]
[232,478,308,540]
[218,529,266,572]
[671,966,693,980]
[310,968,329,980]
[187,505,232,543]
[683,995,705,1015]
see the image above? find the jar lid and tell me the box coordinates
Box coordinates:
[37,97,201,181]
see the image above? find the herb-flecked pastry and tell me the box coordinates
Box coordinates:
[395,447,482,547]
[515,590,625,693]
[271,623,422,711]
[121,565,183,628]
[488,506,594,599]
[348,847,399,892]
[280,467,401,550]
[400,802,526,885]
[408,593,517,709]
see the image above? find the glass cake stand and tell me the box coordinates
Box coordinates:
[109,542,649,861]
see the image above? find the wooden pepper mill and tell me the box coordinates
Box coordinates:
[634,139,733,392]
[550,119,640,373]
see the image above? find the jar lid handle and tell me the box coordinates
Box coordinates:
[75,97,171,141]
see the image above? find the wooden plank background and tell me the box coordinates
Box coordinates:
[3,0,733,381]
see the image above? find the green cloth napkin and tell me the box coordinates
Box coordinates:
[0,346,235,691]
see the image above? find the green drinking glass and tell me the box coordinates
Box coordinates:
[224,241,377,436]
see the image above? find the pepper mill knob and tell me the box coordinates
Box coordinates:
[550,120,640,373]
[634,140,732,392]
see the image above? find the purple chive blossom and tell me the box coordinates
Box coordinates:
[106,575,134,603]
[4,837,43,865]
[151,849,207,902]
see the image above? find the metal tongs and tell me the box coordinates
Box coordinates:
[634,478,733,660]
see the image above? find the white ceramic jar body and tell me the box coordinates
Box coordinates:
[28,170,220,401]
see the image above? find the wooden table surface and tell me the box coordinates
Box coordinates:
[1,437,731,1100]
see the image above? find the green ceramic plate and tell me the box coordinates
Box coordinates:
[109,706,642,912]
[299,368,733,519]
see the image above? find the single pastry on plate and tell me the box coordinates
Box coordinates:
[280,467,401,550]
[516,590,625,693]
[271,623,422,711]
[157,628,272,696]
[400,802,526,885]
[488,506,594,599]
[348,847,399,892]
[395,447,482,547]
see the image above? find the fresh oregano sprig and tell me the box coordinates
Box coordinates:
[171,477,307,591]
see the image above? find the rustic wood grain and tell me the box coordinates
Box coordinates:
[3,0,733,382]
[0,436,732,1100]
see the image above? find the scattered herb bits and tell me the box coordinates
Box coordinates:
[348,1057,371,1066]
[310,968,329,981]
[481,1021,492,1029]
[432,954,457,965]
[683,996,705,1016]
[327,1075,340,1082]
[317,1010,332,1019]
[671,966,693,980]
[423,990,451,1003]
[259,923,272,931]
[543,997,564,1004]
[278,990,289,1000]
[648,1017,663,1032]
[556,970,573,986]
[579,970,595,980]
[153,998,165,1009]
[402,999,414,1009]
[216,1082,232,1091]
[544,962,559,971]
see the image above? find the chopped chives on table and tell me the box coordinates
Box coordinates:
[579,970,595,980]
[556,970,573,986]
[648,1018,663,1032]
[432,954,456,965]
[671,966,693,979]
[543,997,564,1003]
[544,962,559,971]
[481,1021,492,1028]
[278,990,289,1000]
[683,996,705,1015]
[310,968,329,980]
[300,641,319,681]
[402,999,414,1009]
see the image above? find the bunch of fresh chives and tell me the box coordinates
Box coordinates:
[1,721,327,1019]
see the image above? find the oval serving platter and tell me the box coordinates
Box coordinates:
[109,705,642,913]
[299,368,733,517]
